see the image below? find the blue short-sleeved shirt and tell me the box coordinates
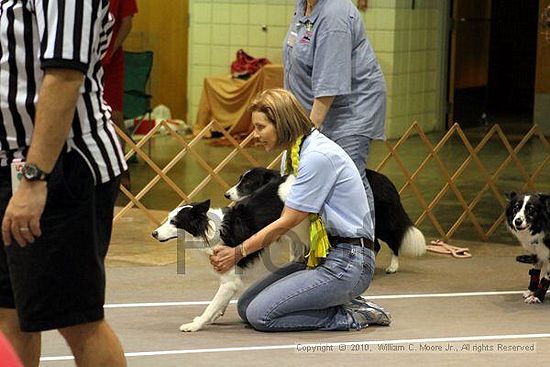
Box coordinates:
[283,0,386,141]
[281,130,374,240]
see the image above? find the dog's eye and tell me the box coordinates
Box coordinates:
[514,203,522,210]
[170,219,177,225]
[525,205,534,214]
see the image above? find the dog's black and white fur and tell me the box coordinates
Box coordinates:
[225,167,426,273]
[152,175,309,331]
[505,192,550,303]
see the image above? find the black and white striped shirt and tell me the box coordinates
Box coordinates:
[0,0,127,183]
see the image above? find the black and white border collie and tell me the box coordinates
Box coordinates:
[152,175,309,331]
[505,192,550,303]
[226,167,426,273]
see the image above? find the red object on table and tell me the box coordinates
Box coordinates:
[133,119,156,134]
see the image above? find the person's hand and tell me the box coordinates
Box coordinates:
[1,180,47,247]
[209,244,240,273]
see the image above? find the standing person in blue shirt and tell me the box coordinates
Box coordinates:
[284,0,387,222]
[210,89,390,331]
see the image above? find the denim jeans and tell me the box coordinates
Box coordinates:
[237,243,375,331]
[332,135,375,225]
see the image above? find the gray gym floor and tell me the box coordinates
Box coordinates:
[39,240,550,366]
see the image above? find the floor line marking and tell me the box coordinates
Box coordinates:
[104,290,524,309]
[40,332,550,361]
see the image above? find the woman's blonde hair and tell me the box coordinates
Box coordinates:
[249,88,313,148]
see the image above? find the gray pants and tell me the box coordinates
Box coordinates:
[332,135,375,224]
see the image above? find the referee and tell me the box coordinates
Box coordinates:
[0,1,127,366]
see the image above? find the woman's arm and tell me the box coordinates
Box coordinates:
[209,206,309,272]
[309,96,335,128]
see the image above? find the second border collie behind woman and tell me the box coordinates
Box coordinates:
[210,89,390,331]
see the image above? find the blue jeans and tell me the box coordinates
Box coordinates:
[237,243,375,331]
[332,135,375,225]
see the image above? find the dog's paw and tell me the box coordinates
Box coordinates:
[179,321,203,332]
[522,290,535,299]
[385,256,399,274]
[524,295,542,304]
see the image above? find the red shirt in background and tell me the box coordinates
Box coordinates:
[103,0,138,66]
[102,0,138,111]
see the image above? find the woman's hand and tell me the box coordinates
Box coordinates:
[209,244,240,273]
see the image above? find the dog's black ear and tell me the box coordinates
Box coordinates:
[194,199,211,213]
[263,168,278,183]
[505,192,517,202]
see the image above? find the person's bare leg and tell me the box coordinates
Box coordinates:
[0,308,41,367]
[58,320,126,367]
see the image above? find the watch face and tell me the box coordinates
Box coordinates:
[22,164,40,180]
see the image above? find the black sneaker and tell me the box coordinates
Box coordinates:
[343,297,392,329]
[345,309,369,330]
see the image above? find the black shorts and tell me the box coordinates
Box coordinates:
[0,151,120,332]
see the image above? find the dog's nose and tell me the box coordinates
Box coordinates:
[514,218,523,227]
[224,192,230,199]
[152,230,158,238]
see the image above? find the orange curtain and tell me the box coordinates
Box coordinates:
[193,65,284,137]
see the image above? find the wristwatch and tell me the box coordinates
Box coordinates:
[21,163,50,182]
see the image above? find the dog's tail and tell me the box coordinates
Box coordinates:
[399,226,426,257]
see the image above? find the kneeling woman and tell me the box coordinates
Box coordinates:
[210,89,390,331]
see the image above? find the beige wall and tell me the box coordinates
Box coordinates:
[187,0,447,138]
[364,0,446,138]
[187,0,296,129]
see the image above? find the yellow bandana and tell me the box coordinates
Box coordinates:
[285,135,331,268]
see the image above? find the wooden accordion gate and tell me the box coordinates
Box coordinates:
[113,121,549,243]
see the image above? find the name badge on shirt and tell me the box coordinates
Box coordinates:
[10,159,24,194]
[300,30,312,44]
[287,31,298,47]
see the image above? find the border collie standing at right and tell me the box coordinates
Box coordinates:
[225,167,426,273]
[506,192,550,303]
